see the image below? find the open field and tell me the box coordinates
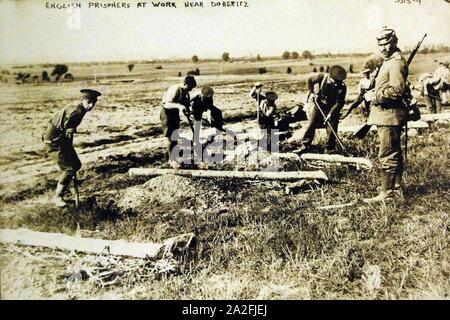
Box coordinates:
[0,53,449,299]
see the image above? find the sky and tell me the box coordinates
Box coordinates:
[0,0,449,64]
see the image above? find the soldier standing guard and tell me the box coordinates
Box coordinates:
[160,76,196,167]
[297,65,347,154]
[363,28,408,204]
[43,89,101,207]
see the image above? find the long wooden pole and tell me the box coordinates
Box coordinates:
[128,168,328,181]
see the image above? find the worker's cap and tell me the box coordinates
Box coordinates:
[201,86,214,98]
[376,28,397,45]
[329,65,347,81]
[184,75,197,87]
[265,91,278,101]
[361,68,371,74]
[80,89,101,100]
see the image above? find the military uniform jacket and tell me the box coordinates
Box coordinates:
[367,51,408,126]
[307,73,346,113]
[44,103,87,146]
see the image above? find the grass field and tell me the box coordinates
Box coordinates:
[0,53,449,299]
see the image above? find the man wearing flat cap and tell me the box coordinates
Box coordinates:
[160,76,196,167]
[249,83,279,151]
[297,65,347,154]
[43,89,101,207]
[363,27,408,204]
[191,86,224,133]
[189,86,224,156]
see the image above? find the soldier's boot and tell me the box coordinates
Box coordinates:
[52,183,68,207]
[363,171,395,204]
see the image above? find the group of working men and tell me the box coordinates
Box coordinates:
[43,27,446,207]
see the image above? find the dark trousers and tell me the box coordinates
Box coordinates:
[378,126,403,192]
[160,107,180,160]
[46,142,81,186]
[259,115,276,152]
[424,94,442,114]
[301,103,339,151]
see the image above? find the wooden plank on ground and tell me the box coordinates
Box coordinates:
[421,112,450,122]
[129,168,328,181]
[338,120,428,133]
[299,153,373,169]
[0,228,194,259]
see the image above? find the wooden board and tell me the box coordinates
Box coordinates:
[299,153,373,169]
[421,112,450,122]
[0,228,177,259]
[129,168,328,181]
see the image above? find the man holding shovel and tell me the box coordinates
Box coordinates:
[160,76,197,168]
[249,83,279,151]
[296,65,347,154]
[43,89,101,207]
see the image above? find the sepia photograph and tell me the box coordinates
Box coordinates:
[0,0,449,303]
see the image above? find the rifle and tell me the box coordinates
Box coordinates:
[353,33,427,140]
[407,33,427,66]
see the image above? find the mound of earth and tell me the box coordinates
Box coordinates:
[116,174,204,214]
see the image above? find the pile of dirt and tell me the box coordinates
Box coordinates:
[116,174,204,214]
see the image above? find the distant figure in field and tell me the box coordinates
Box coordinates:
[419,73,444,113]
[342,68,374,118]
[434,62,449,105]
[160,76,197,168]
[43,89,101,207]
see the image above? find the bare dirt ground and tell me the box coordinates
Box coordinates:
[1,54,449,300]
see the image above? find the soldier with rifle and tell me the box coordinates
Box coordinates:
[363,28,419,204]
